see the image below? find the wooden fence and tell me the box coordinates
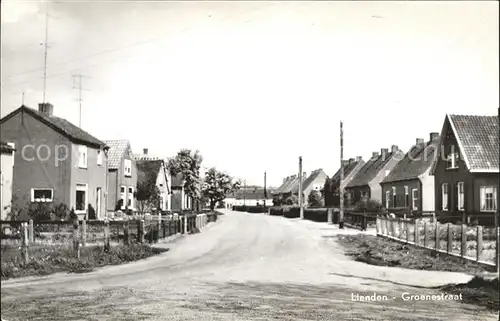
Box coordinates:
[0,213,217,263]
[376,216,498,271]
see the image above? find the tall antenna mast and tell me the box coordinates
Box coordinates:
[22,92,25,105]
[42,2,49,103]
[72,73,91,128]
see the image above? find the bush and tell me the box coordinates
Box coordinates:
[88,204,97,220]
[354,199,384,213]
[308,190,324,207]
[232,205,267,213]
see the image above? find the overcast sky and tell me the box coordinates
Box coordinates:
[1,0,498,187]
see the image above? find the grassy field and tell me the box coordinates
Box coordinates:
[335,234,498,311]
[1,243,168,280]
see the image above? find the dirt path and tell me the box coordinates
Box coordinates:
[1,210,496,320]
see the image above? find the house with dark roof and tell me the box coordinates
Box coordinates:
[380,133,440,213]
[291,169,328,206]
[136,158,171,212]
[324,157,365,207]
[430,114,498,223]
[1,141,16,219]
[345,145,405,206]
[103,140,138,212]
[0,104,109,219]
[273,174,300,202]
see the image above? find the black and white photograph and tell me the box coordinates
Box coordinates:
[0,0,499,320]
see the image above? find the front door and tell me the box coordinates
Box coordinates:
[96,187,102,219]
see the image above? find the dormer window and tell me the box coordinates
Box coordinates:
[446,145,459,170]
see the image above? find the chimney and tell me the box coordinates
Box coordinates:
[38,103,53,116]
[391,145,399,153]
[356,156,362,162]
[416,138,424,145]
[349,158,355,164]
[283,177,287,183]
[430,132,439,141]
[381,148,389,158]
[302,172,307,178]
[291,174,297,179]
[143,148,148,155]
[372,152,379,158]
[341,160,349,166]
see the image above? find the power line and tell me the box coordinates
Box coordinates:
[42,2,49,103]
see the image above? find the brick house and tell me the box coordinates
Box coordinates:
[136,158,171,212]
[103,140,138,213]
[1,142,16,219]
[0,104,109,219]
[170,172,192,211]
[325,157,365,207]
[430,114,498,224]
[345,146,405,206]
[380,133,440,213]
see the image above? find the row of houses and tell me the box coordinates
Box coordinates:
[225,186,276,207]
[0,103,193,220]
[274,113,499,222]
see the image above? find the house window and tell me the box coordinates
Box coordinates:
[120,186,126,209]
[446,146,459,169]
[457,182,464,211]
[404,186,409,208]
[124,159,132,177]
[392,186,397,207]
[412,188,419,211]
[75,184,88,213]
[78,145,87,169]
[441,183,448,211]
[97,150,103,166]
[480,186,497,212]
[128,186,134,209]
[385,191,390,208]
[31,188,53,202]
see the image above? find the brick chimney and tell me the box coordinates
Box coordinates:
[391,145,399,153]
[372,151,379,158]
[430,132,439,141]
[38,103,53,116]
[302,172,307,178]
[143,148,148,155]
[416,138,424,145]
[356,156,362,162]
[342,160,349,166]
[348,158,355,164]
[381,148,389,159]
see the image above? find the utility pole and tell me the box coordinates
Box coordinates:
[299,156,304,219]
[339,121,345,229]
[22,92,25,105]
[72,73,91,128]
[243,180,246,206]
[42,2,49,103]
[264,171,267,208]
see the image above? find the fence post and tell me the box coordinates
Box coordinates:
[424,221,428,248]
[124,221,129,245]
[405,221,410,243]
[435,221,440,250]
[476,225,483,262]
[138,220,145,244]
[461,224,467,257]
[184,215,188,234]
[447,223,452,253]
[73,221,80,259]
[21,222,29,263]
[81,220,87,247]
[414,219,420,245]
[327,208,333,224]
[104,220,110,251]
[399,220,404,239]
[28,219,34,243]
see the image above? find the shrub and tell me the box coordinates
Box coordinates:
[87,204,97,220]
[284,195,298,205]
[354,199,384,213]
[308,190,324,207]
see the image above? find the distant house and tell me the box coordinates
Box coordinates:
[291,169,328,206]
[170,172,192,211]
[0,103,109,219]
[103,140,138,213]
[273,174,300,202]
[345,145,405,206]
[380,133,440,213]
[430,114,498,223]
[326,157,365,207]
[231,187,273,206]
[136,158,171,212]
[1,142,15,219]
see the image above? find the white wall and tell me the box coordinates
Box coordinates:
[419,170,435,212]
[1,153,14,220]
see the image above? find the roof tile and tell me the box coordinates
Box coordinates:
[103,140,132,169]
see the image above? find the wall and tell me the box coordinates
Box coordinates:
[106,170,118,211]
[156,164,171,211]
[1,152,14,219]
[303,171,328,203]
[171,189,183,211]
[0,111,72,211]
[472,174,499,213]
[368,153,404,204]
[70,142,108,219]
[380,179,420,210]
[113,150,138,211]
[419,170,435,211]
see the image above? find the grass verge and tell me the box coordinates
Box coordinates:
[1,243,168,280]
[336,234,499,311]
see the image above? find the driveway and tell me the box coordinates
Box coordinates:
[1,210,496,320]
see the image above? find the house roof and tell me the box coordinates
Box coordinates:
[0,141,15,154]
[291,169,327,193]
[447,114,499,172]
[273,177,292,194]
[0,105,107,148]
[231,188,271,200]
[136,159,163,185]
[381,136,441,184]
[103,140,133,169]
[282,176,300,194]
[345,150,404,188]
[331,160,364,184]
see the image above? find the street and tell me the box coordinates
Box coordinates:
[1,210,497,321]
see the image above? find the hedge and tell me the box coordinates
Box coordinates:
[232,205,268,213]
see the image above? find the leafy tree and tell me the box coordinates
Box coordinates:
[272,195,283,206]
[308,190,324,207]
[136,180,161,215]
[202,167,241,210]
[167,149,203,207]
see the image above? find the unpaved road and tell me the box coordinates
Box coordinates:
[1,210,497,320]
